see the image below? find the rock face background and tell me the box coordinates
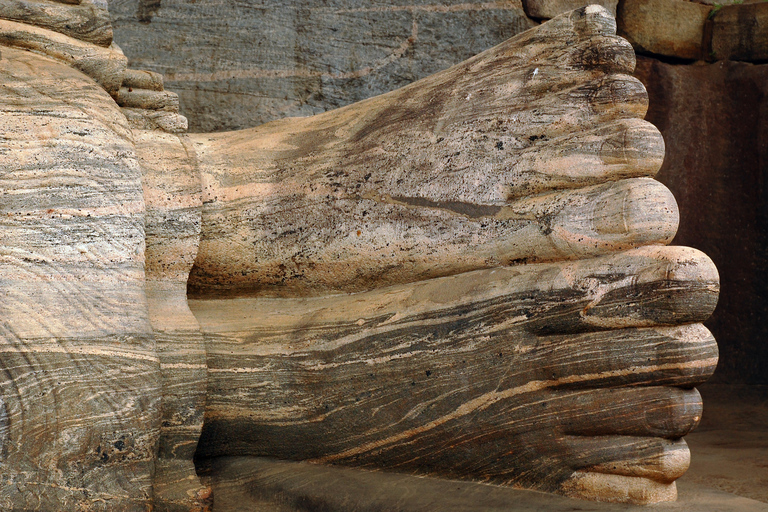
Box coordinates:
[108,0,537,131]
[110,0,768,385]
[636,58,768,385]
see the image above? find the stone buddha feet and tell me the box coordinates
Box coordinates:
[0,3,718,510]
[186,5,719,505]
[191,245,717,504]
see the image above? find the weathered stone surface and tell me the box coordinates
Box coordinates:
[116,86,180,110]
[0,0,113,46]
[137,131,210,510]
[187,9,672,296]
[0,4,722,508]
[109,0,537,131]
[122,106,188,132]
[184,8,716,504]
[192,245,718,503]
[120,67,188,132]
[617,0,711,60]
[123,67,164,90]
[523,0,618,19]
[635,56,768,386]
[201,453,768,512]
[0,46,159,511]
[711,3,768,62]
[0,18,126,93]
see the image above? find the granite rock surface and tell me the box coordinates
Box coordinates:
[0,3,728,510]
[109,0,537,131]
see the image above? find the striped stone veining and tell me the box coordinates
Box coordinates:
[0,3,723,508]
[192,246,718,499]
[0,47,160,511]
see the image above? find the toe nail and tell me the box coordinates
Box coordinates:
[591,178,679,244]
[644,388,702,438]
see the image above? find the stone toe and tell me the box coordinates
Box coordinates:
[558,386,703,439]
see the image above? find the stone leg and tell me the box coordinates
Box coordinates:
[182,6,720,505]
[188,6,667,297]
[191,246,718,503]
[0,47,160,511]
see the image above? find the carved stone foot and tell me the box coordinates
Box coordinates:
[188,5,667,297]
[191,245,719,504]
[180,6,719,505]
[0,3,720,509]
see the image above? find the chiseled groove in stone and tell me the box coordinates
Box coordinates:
[389,195,503,218]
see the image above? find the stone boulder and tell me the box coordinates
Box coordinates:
[711,2,768,61]
[522,0,618,19]
[617,0,711,60]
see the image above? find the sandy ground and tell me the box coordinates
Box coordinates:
[681,384,768,504]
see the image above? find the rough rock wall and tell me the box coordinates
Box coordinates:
[635,58,768,385]
[617,0,768,384]
[109,0,768,384]
[109,0,538,131]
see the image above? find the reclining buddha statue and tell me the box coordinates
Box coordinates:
[0,2,718,510]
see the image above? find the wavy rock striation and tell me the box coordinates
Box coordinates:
[0,4,720,510]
